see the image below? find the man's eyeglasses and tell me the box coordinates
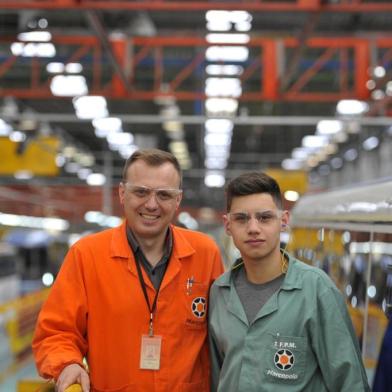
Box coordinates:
[122,183,182,202]
[227,210,282,226]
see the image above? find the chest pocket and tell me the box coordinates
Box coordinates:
[184,281,208,330]
[264,333,307,384]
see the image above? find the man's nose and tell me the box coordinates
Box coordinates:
[144,191,159,207]
[247,216,260,231]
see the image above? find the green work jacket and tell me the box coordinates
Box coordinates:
[208,254,370,392]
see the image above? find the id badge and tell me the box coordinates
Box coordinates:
[140,334,162,370]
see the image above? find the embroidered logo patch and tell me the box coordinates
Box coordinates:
[274,349,295,370]
[191,297,206,318]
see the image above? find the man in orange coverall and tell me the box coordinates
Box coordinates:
[32,148,224,392]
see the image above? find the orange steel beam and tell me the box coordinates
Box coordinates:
[288,47,338,93]
[2,0,392,12]
[0,35,385,102]
[169,51,206,92]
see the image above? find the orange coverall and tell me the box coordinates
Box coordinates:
[32,223,224,392]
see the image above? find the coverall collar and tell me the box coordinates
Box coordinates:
[109,222,197,291]
[215,251,303,291]
[110,221,196,260]
[215,252,303,324]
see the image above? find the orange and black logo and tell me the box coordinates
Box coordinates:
[191,297,206,318]
[274,349,295,371]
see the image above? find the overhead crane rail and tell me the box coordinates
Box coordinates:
[1,0,392,12]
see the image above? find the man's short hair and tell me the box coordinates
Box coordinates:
[122,148,182,186]
[225,171,283,211]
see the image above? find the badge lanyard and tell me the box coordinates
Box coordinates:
[134,256,166,337]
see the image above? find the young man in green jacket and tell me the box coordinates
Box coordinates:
[208,171,370,391]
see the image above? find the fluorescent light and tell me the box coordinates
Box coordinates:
[325,143,338,155]
[10,42,23,56]
[205,118,234,133]
[205,46,249,62]
[302,135,329,148]
[42,272,54,287]
[234,21,252,32]
[12,42,56,57]
[336,99,368,116]
[206,10,252,24]
[366,80,376,90]
[205,157,228,169]
[206,21,231,32]
[291,148,310,160]
[205,64,243,76]
[65,162,80,173]
[205,77,242,98]
[62,145,77,158]
[77,168,92,180]
[371,89,385,100]
[205,145,230,158]
[205,119,234,135]
[231,10,253,23]
[75,153,95,167]
[65,62,83,74]
[0,119,12,136]
[316,120,343,135]
[206,10,231,22]
[330,157,343,169]
[169,140,188,153]
[86,173,106,186]
[206,33,250,44]
[9,131,26,142]
[46,62,65,73]
[73,96,108,120]
[84,210,122,227]
[93,117,123,138]
[306,156,320,168]
[14,170,33,180]
[362,136,379,151]
[119,144,138,159]
[373,66,386,78]
[204,172,225,188]
[205,133,231,146]
[205,98,238,115]
[386,81,392,96]
[163,120,183,133]
[284,190,299,202]
[281,159,305,170]
[107,132,134,146]
[205,10,232,31]
[17,31,52,42]
[343,148,358,161]
[50,75,88,97]
[55,154,66,167]
[0,213,69,231]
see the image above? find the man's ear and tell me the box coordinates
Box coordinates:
[223,214,232,236]
[281,210,290,230]
[175,191,183,210]
[119,182,125,206]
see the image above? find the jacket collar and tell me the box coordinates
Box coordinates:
[216,250,303,291]
[110,221,196,261]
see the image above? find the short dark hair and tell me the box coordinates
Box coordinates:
[225,171,283,211]
[122,148,182,186]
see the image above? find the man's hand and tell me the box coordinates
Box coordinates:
[56,363,90,392]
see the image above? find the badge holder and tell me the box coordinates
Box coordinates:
[140,315,162,370]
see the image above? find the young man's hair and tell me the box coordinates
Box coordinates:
[122,148,182,186]
[225,171,283,211]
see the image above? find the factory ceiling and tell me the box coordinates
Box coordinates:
[1,0,392,226]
